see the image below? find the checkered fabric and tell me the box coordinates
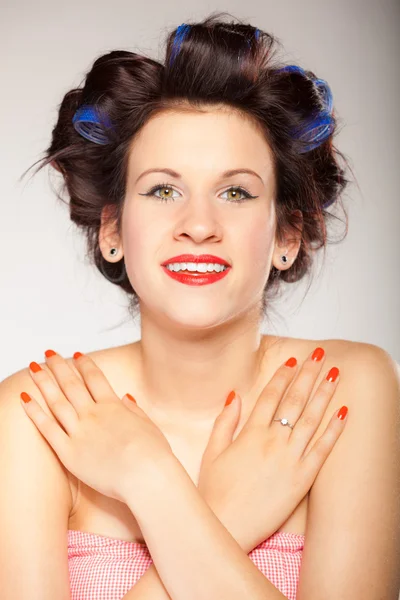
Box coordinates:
[68,529,304,599]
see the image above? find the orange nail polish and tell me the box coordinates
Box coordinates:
[337,406,348,420]
[326,367,339,382]
[312,347,325,362]
[225,391,235,406]
[73,352,83,360]
[29,362,42,373]
[285,357,297,368]
[21,392,31,403]
[126,393,136,403]
[45,349,56,358]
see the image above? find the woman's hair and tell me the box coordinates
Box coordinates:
[24,11,350,325]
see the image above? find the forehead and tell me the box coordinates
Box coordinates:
[127,107,275,183]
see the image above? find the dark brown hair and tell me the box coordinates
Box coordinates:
[23,11,350,324]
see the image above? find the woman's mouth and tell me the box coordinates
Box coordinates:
[161,265,231,286]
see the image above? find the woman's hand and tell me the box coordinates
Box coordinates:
[197,347,348,552]
[20,350,174,504]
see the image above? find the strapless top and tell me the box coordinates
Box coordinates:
[68,528,305,600]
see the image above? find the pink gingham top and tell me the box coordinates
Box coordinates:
[68,528,304,600]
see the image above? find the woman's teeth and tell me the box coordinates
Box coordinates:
[165,262,228,274]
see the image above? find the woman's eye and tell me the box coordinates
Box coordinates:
[149,186,180,202]
[139,184,257,203]
[220,187,254,202]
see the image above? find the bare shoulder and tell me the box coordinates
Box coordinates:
[316,337,399,380]
[288,335,397,371]
[327,338,400,410]
[293,337,400,448]
[0,365,74,511]
[0,345,137,522]
[304,336,399,397]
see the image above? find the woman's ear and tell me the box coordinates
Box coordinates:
[99,205,122,260]
[50,160,63,173]
[271,209,303,270]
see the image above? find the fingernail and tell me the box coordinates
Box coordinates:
[312,347,325,362]
[326,367,339,382]
[285,357,297,368]
[29,362,42,373]
[21,392,32,403]
[73,352,83,360]
[45,349,56,358]
[225,390,235,406]
[337,405,348,420]
[126,393,136,403]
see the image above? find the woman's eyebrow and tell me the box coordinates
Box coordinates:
[134,167,264,185]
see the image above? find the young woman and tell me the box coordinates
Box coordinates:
[1,13,399,600]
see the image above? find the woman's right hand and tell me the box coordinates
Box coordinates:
[197,347,348,553]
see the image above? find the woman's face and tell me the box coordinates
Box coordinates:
[121,107,278,329]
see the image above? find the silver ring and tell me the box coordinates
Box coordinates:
[273,417,294,429]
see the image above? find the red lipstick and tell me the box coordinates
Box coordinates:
[161,254,231,267]
[161,254,231,287]
[161,265,230,286]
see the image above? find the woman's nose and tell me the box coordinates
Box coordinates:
[174,199,223,243]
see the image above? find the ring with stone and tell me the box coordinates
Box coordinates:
[273,417,295,429]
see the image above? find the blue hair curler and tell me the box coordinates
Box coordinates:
[169,23,191,67]
[313,78,333,114]
[276,64,306,76]
[276,65,334,153]
[297,114,335,152]
[246,27,260,46]
[72,104,114,145]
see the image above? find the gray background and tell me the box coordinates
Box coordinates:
[1,0,399,381]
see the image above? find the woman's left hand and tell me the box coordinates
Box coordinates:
[20,350,174,504]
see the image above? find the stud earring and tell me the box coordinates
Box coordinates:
[109,248,118,257]
[281,255,288,264]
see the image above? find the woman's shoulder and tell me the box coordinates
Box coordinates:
[259,334,373,364]
[273,335,391,361]
[258,336,398,431]
[280,336,398,397]
[0,363,74,515]
[0,349,139,521]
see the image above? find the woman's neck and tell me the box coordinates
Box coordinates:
[130,316,283,432]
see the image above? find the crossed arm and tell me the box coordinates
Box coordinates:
[120,343,400,600]
[122,455,286,600]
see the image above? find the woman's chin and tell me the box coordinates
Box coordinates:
[160,306,237,332]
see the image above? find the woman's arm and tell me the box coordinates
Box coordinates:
[122,492,256,600]
[0,371,73,600]
[121,564,172,600]
[121,454,286,600]
[296,343,400,599]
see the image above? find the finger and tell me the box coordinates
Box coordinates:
[28,361,79,434]
[121,392,141,411]
[43,350,97,415]
[243,357,299,431]
[202,391,242,465]
[121,393,153,421]
[274,347,327,428]
[20,391,71,465]
[72,352,119,404]
[289,366,341,456]
[300,405,348,482]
